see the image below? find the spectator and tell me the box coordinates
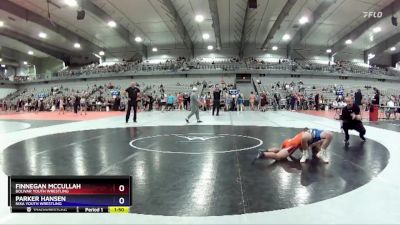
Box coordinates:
[183,93,189,110]
[260,91,268,112]
[354,89,362,107]
[385,96,395,119]
[372,88,380,105]
[315,92,320,111]
[167,93,175,111]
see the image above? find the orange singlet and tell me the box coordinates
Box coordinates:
[281,131,304,155]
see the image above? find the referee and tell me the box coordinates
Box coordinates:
[125,82,140,123]
[212,84,221,116]
[341,96,366,145]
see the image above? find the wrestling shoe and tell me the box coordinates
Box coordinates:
[185,118,189,123]
[197,120,203,123]
[344,139,350,146]
[316,149,329,163]
[251,150,264,165]
[360,135,366,141]
[300,149,309,163]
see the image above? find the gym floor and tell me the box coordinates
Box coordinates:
[0,110,399,224]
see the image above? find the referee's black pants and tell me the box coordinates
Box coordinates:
[212,101,220,116]
[126,101,137,122]
[73,103,79,114]
[342,121,366,141]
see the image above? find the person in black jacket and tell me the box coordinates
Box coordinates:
[212,85,221,116]
[125,82,141,123]
[315,93,320,111]
[354,89,362,107]
[372,88,380,105]
[73,94,80,115]
[341,97,366,145]
[148,94,154,111]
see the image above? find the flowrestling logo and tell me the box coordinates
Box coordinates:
[363,11,383,18]
[173,134,224,141]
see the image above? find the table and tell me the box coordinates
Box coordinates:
[380,106,400,120]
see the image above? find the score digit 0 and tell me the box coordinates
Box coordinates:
[118,185,125,192]
[119,197,125,205]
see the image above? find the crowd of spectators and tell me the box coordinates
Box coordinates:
[45,57,399,79]
[300,59,390,76]
[1,77,399,120]
[255,79,400,119]
[2,56,397,82]
[1,55,399,83]
[0,84,103,113]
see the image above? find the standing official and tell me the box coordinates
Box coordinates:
[212,85,221,116]
[125,82,140,123]
[185,87,203,123]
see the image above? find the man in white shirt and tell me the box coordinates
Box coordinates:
[185,87,204,123]
[385,97,395,119]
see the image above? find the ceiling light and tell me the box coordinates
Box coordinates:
[195,15,204,22]
[28,51,34,55]
[369,35,374,42]
[202,33,210,40]
[64,0,78,7]
[0,21,4,27]
[272,46,278,51]
[207,45,213,50]
[368,53,375,59]
[390,47,396,51]
[99,51,105,56]
[152,47,158,52]
[38,32,47,38]
[345,39,352,44]
[326,49,332,53]
[282,34,290,41]
[107,21,117,28]
[372,27,381,33]
[299,16,309,25]
[1,64,5,68]
[0,58,2,62]
[23,61,28,65]
[135,36,142,42]
[74,43,81,48]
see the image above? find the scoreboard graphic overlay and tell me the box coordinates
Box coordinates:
[8,176,132,213]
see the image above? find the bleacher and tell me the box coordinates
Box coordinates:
[255,76,400,106]
[4,56,395,85]
[0,88,17,99]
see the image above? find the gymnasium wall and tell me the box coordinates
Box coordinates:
[370,53,392,66]
[34,57,65,77]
